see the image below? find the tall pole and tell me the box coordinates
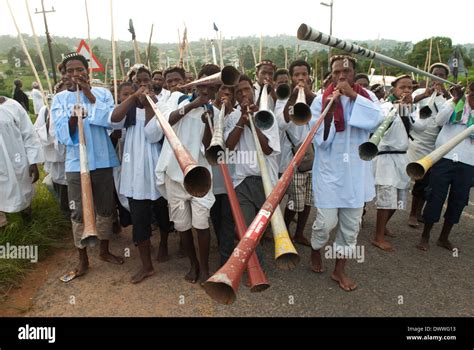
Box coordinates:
[35,0,57,85]
[321,0,333,70]
[25,0,52,94]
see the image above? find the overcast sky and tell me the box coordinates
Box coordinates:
[2,0,473,45]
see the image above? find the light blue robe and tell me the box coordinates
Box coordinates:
[310,92,384,208]
[52,87,119,172]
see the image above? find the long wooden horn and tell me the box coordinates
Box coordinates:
[75,86,99,247]
[248,108,299,269]
[297,24,456,86]
[254,84,275,130]
[202,97,336,305]
[180,66,240,90]
[203,110,269,293]
[407,124,474,180]
[145,95,211,197]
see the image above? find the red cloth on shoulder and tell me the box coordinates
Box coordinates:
[322,83,372,132]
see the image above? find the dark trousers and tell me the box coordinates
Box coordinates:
[128,198,160,244]
[210,194,236,266]
[235,176,267,265]
[154,197,174,234]
[412,168,432,200]
[423,158,474,224]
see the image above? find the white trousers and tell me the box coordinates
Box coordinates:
[311,207,364,256]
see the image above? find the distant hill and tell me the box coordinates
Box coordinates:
[2,33,462,57]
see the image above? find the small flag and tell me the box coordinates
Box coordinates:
[213,22,219,32]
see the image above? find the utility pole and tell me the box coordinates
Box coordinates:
[321,0,333,70]
[35,0,57,85]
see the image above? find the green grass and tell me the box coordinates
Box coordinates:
[0,169,71,299]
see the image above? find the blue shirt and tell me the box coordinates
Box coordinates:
[310,92,384,208]
[52,87,119,172]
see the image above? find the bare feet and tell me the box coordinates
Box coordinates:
[131,268,155,284]
[416,237,429,251]
[156,244,169,263]
[99,252,124,265]
[436,239,459,252]
[199,270,210,285]
[371,239,395,252]
[59,261,88,283]
[184,265,199,284]
[311,250,325,273]
[385,228,397,238]
[292,234,311,247]
[331,272,357,292]
[408,216,419,228]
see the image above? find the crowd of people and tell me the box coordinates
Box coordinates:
[1,50,472,292]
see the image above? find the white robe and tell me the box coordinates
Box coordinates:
[310,91,384,208]
[154,94,215,209]
[373,102,427,189]
[110,107,163,200]
[33,105,67,185]
[0,98,44,212]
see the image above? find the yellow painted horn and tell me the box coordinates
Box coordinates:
[248,108,299,270]
[407,124,474,180]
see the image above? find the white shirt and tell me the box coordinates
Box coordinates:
[31,88,45,115]
[253,82,275,112]
[111,107,163,200]
[434,99,474,166]
[224,106,281,188]
[0,98,44,212]
[157,88,171,105]
[274,98,312,173]
[155,93,215,208]
[374,101,427,189]
[33,105,67,185]
[407,88,445,162]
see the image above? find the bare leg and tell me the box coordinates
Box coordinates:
[157,229,170,263]
[99,240,124,264]
[436,221,458,252]
[131,239,155,284]
[284,207,297,229]
[408,195,421,227]
[180,230,199,283]
[311,249,325,273]
[76,248,89,275]
[331,258,357,291]
[416,222,434,251]
[293,206,311,246]
[416,199,425,222]
[372,209,395,251]
[196,228,211,284]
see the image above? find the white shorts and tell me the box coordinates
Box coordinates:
[164,175,214,232]
[376,185,408,210]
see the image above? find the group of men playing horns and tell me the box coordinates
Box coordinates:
[1,50,472,292]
